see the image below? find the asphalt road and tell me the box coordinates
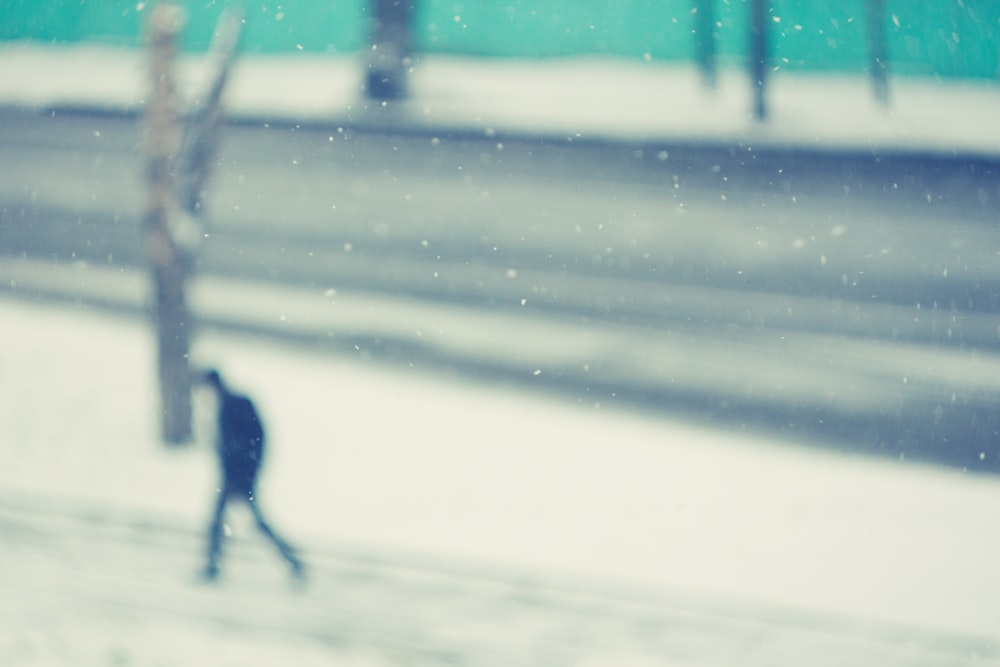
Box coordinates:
[2,108,1000,468]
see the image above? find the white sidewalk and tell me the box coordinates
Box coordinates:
[1,41,999,156]
[2,294,1000,650]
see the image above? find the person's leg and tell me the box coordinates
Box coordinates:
[248,497,304,577]
[204,485,229,579]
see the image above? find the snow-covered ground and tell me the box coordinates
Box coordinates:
[3,39,1000,664]
[2,296,999,665]
[0,41,998,156]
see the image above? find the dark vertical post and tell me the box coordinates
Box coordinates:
[749,0,768,121]
[366,0,415,100]
[694,0,717,89]
[867,0,889,106]
[145,4,192,444]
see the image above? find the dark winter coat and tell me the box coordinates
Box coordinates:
[217,390,265,495]
[202,369,265,497]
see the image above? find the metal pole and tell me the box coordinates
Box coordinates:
[365,0,415,100]
[749,0,768,121]
[694,0,717,89]
[867,0,889,106]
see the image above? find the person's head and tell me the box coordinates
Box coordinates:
[200,368,224,390]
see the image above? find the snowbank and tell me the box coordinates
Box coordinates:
[0,42,998,156]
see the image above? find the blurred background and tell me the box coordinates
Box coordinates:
[4,0,999,76]
[1,1,999,665]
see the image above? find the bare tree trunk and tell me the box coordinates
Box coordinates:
[178,6,244,217]
[144,4,192,444]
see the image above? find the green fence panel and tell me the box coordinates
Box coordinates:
[234,2,367,54]
[768,0,868,72]
[415,0,694,60]
[0,0,996,78]
[2,0,89,42]
[887,0,999,78]
[0,0,367,53]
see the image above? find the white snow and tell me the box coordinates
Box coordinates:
[2,297,999,646]
[0,41,998,156]
[3,39,1000,664]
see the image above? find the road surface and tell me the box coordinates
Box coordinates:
[2,108,1000,468]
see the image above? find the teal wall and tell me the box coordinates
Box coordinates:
[0,1,368,53]
[1,0,997,79]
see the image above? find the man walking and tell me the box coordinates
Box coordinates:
[200,369,304,581]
